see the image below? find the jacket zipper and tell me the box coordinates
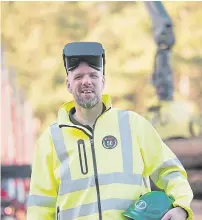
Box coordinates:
[59,125,102,219]
[90,136,102,220]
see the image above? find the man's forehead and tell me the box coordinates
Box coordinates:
[73,71,99,76]
[74,63,95,72]
[69,63,102,76]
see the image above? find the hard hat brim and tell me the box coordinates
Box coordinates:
[122,210,143,220]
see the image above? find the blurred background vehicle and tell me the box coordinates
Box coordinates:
[144,99,202,140]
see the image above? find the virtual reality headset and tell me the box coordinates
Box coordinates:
[63,42,106,74]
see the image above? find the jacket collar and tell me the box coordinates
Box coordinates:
[58,94,112,126]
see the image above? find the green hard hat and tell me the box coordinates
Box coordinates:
[123,191,174,220]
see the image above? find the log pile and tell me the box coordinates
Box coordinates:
[167,138,202,169]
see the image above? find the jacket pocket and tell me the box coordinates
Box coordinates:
[77,139,88,175]
[57,206,60,220]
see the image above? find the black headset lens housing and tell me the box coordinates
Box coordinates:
[63,42,106,75]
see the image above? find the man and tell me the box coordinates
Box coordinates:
[27,42,193,220]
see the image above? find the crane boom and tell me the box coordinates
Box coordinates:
[144,2,175,101]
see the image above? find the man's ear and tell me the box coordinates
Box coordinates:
[66,77,72,94]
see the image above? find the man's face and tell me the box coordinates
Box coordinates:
[67,62,105,109]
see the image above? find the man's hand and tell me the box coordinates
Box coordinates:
[161,207,187,220]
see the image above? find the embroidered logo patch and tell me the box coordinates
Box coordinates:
[102,136,117,149]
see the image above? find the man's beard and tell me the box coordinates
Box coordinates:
[74,92,100,109]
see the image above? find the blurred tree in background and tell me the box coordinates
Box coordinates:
[1,1,202,134]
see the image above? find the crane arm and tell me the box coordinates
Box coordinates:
[144,2,175,101]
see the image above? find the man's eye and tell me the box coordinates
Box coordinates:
[91,74,98,78]
[74,76,82,80]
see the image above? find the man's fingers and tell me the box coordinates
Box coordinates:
[161,211,172,220]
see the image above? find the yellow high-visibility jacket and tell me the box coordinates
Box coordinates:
[27,95,193,220]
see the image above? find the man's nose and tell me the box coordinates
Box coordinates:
[82,75,92,86]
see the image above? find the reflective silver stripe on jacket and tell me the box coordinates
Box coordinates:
[150,158,184,184]
[118,110,133,173]
[60,198,134,219]
[118,110,150,189]
[51,122,72,183]
[27,195,57,208]
[160,171,185,189]
[59,173,143,195]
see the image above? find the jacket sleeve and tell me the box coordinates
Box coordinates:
[137,116,194,220]
[27,128,58,220]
